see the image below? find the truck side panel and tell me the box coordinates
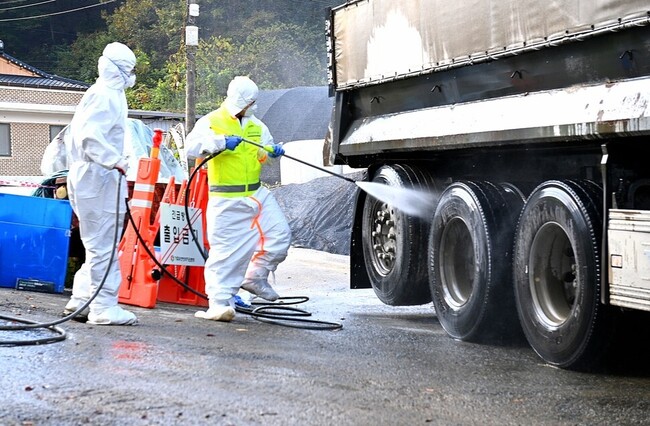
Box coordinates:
[332,0,649,89]
[326,1,650,167]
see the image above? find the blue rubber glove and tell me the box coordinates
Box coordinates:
[268,144,285,158]
[225,136,243,151]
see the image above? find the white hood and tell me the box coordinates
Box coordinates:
[97,42,136,90]
[224,76,259,117]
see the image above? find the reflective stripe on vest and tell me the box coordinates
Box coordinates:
[206,106,263,197]
[209,181,261,193]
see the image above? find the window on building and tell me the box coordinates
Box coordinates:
[49,125,66,142]
[0,123,10,156]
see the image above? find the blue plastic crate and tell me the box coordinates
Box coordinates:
[0,193,72,293]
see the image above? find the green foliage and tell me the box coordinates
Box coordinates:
[140,49,188,112]
[53,32,114,83]
[0,0,117,69]
[3,0,342,111]
[194,36,236,113]
[104,0,182,72]
[237,21,328,88]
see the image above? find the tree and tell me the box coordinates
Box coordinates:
[104,0,182,86]
[236,21,327,88]
[53,32,113,83]
[23,0,342,111]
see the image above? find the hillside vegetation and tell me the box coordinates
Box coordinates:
[0,0,341,113]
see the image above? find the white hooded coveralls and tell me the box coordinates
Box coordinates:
[66,42,136,320]
[186,76,292,309]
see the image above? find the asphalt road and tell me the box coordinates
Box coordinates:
[2,248,650,425]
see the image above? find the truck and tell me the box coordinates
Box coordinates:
[324,0,650,370]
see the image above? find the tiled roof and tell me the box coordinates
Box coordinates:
[0,74,89,91]
[0,51,89,91]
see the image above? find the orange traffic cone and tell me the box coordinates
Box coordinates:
[118,129,164,308]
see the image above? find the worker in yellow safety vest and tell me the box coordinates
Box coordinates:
[185,76,291,322]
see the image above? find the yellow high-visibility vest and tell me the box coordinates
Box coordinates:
[206,106,263,197]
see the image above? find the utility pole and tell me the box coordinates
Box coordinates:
[185,0,199,133]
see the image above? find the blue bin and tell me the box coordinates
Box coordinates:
[0,193,72,293]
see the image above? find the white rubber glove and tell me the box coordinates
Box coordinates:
[114,157,129,175]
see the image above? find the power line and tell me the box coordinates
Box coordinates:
[0,0,40,5]
[0,0,115,22]
[0,0,55,13]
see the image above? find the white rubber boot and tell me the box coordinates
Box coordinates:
[195,306,236,322]
[63,299,90,320]
[241,279,279,302]
[87,305,138,325]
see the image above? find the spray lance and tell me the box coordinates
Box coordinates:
[241,138,435,218]
[249,138,357,184]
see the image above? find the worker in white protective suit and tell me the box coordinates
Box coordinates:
[62,42,138,325]
[186,76,292,322]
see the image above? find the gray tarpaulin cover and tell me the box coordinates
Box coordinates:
[332,0,650,89]
[273,171,364,255]
[256,86,333,185]
[256,86,332,144]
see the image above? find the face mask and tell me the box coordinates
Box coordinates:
[126,74,136,88]
[106,57,136,88]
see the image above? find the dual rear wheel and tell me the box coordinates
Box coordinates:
[428,181,524,342]
[361,165,607,369]
[512,180,608,369]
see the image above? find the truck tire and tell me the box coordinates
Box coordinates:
[428,181,524,342]
[361,164,434,305]
[513,180,609,370]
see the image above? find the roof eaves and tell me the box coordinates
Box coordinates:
[1,51,49,77]
[0,74,89,91]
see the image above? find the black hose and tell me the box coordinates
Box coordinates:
[0,318,67,346]
[185,154,213,261]
[132,152,342,330]
[126,201,341,330]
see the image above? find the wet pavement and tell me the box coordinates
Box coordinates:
[2,247,650,425]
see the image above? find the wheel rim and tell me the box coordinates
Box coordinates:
[439,217,475,309]
[368,199,397,276]
[528,222,577,328]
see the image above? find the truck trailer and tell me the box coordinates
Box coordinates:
[324,0,650,370]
